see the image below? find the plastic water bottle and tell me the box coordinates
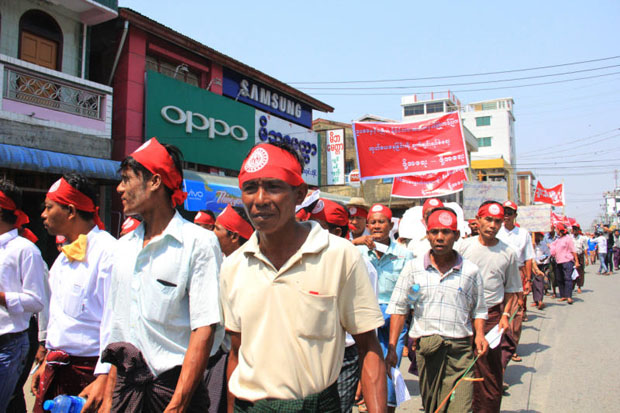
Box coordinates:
[407,283,421,303]
[43,395,85,413]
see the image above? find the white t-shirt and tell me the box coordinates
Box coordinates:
[497,225,535,268]
[596,235,608,254]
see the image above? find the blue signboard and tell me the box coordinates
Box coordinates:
[183,179,243,213]
[222,68,313,128]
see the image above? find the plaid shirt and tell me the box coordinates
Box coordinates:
[386,251,488,339]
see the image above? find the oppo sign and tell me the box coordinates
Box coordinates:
[160,105,248,141]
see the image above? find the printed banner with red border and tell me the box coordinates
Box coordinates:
[534,182,565,206]
[352,112,469,180]
[391,168,467,199]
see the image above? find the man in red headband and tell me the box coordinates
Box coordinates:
[387,207,488,412]
[103,138,222,412]
[456,201,521,413]
[0,179,48,412]
[33,173,116,413]
[194,210,216,231]
[407,198,445,257]
[496,201,534,367]
[347,197,373,247]
[357,203,413,412]
[220,142,386,412]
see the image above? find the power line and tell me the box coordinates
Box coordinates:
[306,71,620,95]
[519,129,620,156]
[297,64,620,90]
[288,55,620,84]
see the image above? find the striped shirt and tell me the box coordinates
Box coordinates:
[387,251,488,339]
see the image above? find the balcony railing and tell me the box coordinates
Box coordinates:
[3,66,105,120]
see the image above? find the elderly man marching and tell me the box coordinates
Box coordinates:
[457,201,521,413]
[103,138,222,412]
[33,173,116,413]
[386,207,488,413]
[220,142,386,412]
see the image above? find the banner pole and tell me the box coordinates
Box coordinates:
[562,179,565,215]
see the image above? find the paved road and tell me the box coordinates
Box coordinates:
[24,263,618,412]
[393,263,620,412]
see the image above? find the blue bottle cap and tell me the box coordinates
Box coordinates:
[43,400,54,410]
[411,284,420,292]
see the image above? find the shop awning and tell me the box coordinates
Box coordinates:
[0,143,120,181]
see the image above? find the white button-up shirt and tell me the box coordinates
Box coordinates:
[0,229,48,336]
[497,225,535,268]
[387,252,488,339]
[46,226,116,375]
[106,211,222,376]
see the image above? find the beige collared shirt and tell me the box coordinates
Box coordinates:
[220,221,383,401]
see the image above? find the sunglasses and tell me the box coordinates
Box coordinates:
[504,209,516,216]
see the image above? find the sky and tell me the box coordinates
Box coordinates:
[119,0,620,228]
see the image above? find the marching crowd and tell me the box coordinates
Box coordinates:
[0,139,605,413]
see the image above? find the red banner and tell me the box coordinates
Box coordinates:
[353,113,468,180]
[551,212,571,227]
[391,169,467,199]
[534,182,565,206]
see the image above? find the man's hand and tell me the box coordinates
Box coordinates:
[499,315,510,332]
[523,280,532,295]
[79,374,108,412]
[352,235,375,249]
[384,347,398,377]
[533,267,544,277]
[474,335,489,357]
[31,360,45,396]
[34,344,46,365]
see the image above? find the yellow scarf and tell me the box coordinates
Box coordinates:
[61,234,88,262]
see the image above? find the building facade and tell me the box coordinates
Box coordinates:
[0,0,118,263]
[517,170,536,205]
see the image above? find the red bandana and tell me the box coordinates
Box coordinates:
[120,217,141,235]
[427,209,458,231]
[310,199,349,227]
[368,204,392,221]
[194,211,215,226]
[0,190,37,243]
[129,138,187,207]
[422,198,444,216]
[477,202,504,219]
[238,144,304,188]
[46,178,105,230]
[217,205,254,240]
[296,209,311,222]
[348,206,368,219]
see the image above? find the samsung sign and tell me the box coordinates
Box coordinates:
[223,69,313,128]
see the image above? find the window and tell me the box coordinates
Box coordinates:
[19,10,63,70]
[404,104,424,116]
[345,159,355,175]
[146,55,200,87]
[477,137,492,147]
[426,102,444,114]
[481,102,497,110]
[476,116,491,126]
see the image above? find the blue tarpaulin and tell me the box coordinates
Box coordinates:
[0,143,120,180]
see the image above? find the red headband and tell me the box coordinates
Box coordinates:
[427,209,458,231]
[217,205,254,240]
[368,204,392,221]
[46,178,105,230]
[422,198,444,216]
[238,144,304,188]
[194,211,215,226]
[129,138,187,207]
[477,202,504,219]
[296,209,311,222]
[0,190,38,243]
[310,199,349,227]
[348,206,368,219]
[120,217,141,234]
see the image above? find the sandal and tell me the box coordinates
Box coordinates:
[357,402,368,412]
[511,354,522,362]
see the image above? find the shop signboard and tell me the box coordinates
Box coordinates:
[223,68,313,128]
[183,179,243,213]
[146,71,255,171]
[254,110,319,186]
[325,129,345,185]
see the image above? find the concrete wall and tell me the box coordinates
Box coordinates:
[0,0,83,77]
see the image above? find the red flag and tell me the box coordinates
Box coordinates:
[391,169,467,199]
[353,113,469,180]
[534,182,565,206]
[551,212,571,227]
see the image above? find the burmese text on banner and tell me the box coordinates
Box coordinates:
[391,168,467,199]
[551,212,571,227]
[352,112,469,180]
[534,182,565,206]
